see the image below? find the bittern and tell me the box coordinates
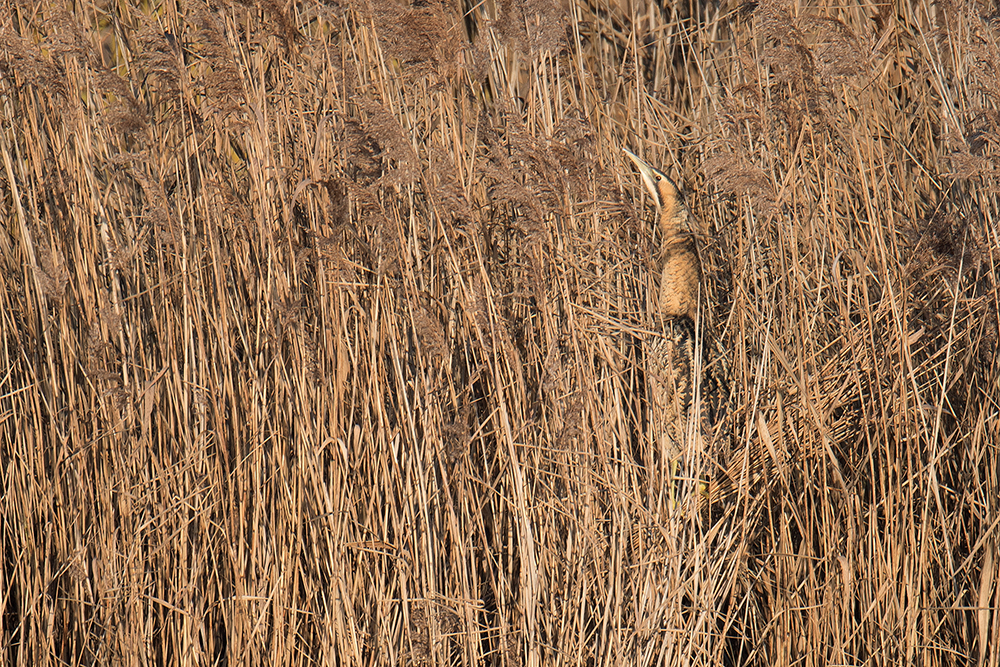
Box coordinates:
[624,148,701,322]
[624,150,872,521]
[624,147,706,491]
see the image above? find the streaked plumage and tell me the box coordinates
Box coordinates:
[624,148,700,323]
[625,148,709,465]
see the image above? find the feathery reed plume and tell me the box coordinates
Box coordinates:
[191,6,246,122]
[0,23,67,96]
[496,0,568,58]
[356,98,420,185]
[369,0,464,81]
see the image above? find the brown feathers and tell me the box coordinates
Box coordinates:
[624,148,702,322]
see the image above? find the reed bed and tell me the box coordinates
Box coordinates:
[1,0,998,664]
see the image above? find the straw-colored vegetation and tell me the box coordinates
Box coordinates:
[2,0,998,664]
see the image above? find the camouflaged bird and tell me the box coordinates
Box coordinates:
[624,148,711,467]
[625,148,870,518]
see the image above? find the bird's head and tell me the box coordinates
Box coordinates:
[624,148,691,241]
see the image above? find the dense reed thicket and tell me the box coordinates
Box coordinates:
[2,0,998,664]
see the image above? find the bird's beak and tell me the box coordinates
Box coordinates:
[623,148,665,212]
